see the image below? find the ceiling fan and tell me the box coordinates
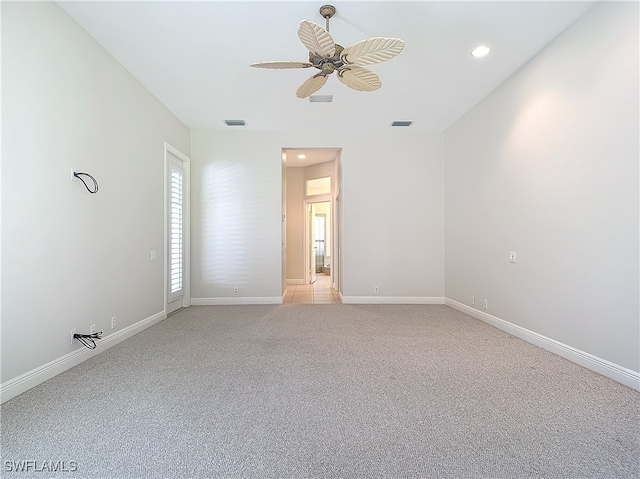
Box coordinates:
[250,5,405,98]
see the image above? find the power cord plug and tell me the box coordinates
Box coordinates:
[73,332,103,350]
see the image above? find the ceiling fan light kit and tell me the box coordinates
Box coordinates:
[309,95,333,103]
[250,4,405,98]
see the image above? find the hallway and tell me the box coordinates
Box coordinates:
[283,274,341,304]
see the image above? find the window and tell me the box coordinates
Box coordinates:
[306,176,331,196]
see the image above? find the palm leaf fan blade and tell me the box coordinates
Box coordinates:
[250,61,313,69]
[297,20,336,57]
[341,37,405,66]
[296,74,329,98]
[337,67,381,92]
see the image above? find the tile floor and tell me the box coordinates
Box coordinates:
[283,274,341,304]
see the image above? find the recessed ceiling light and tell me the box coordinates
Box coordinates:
[391,121,413,127]
[298,154,306,159]
[224,119,246,126]
[471,45,490,58]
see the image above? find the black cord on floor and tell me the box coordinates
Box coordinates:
[73,172,99,194]
[73,332,102,349]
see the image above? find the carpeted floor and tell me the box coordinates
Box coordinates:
[1,304,639,478]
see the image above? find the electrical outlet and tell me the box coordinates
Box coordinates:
[90,324,97,334]
[233,287,239,295]
[484,299,488,310]
[70,329,76,345]
[111,316,117,329]
[70,167,76,181]
[374,286,379,294]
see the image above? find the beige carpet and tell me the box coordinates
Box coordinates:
[1,304,638,478]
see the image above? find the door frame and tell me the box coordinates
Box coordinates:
[304,198,333,286]
[282,147,342,296]
[164,142,191,315]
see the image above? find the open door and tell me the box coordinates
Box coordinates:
[307,203,317,284]
[306,201,333,285]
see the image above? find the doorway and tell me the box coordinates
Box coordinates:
[282,147,342,303]
[306,201,331,285]
[164,142,190,316]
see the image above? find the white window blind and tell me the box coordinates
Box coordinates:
[169,165,184,298]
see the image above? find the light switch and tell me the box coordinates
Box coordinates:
[150,251,157,261]
[509,251,517,263]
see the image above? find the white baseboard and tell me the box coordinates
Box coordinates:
[0,311,166,404]
[191,297,283,305]
[286,279,305,285]
[341,296,445,305]
[445,298,640,392]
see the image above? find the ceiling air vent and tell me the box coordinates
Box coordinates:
[391,120,413,127]
[224,120,246,126]
[309,95,333,103]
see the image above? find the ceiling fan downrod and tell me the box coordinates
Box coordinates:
[319,4,336,32]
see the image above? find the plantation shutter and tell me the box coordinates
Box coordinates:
[169,163,184,300]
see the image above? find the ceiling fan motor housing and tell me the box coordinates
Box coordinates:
[309,44,345,74]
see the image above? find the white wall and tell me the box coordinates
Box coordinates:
[190,130,444,303]
[1,2,190,394]
[343,130,444,301]
[190,131,285,302]
[444,2,639,373]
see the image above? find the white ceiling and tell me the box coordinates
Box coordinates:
[57,0,595,137]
